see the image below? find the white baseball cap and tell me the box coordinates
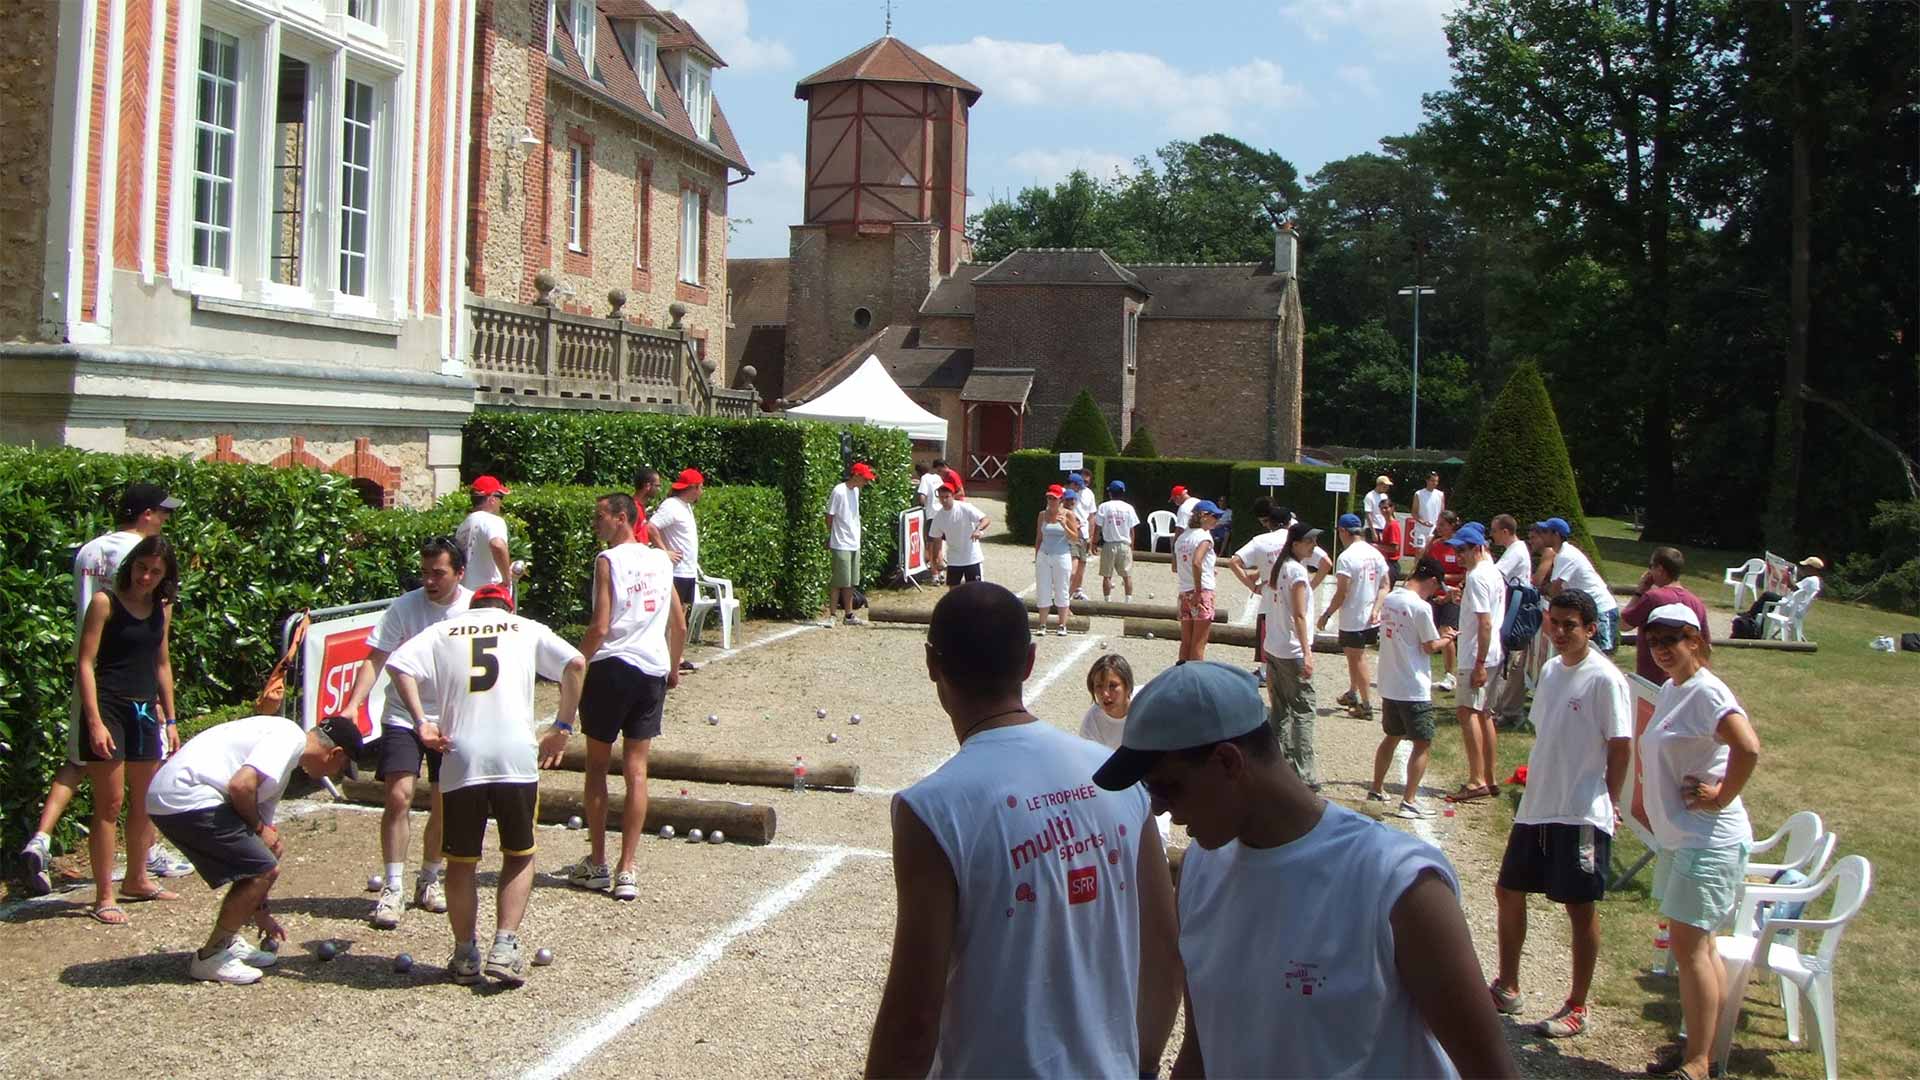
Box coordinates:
[1645,603,1701,631]
[1093,661,1267,791]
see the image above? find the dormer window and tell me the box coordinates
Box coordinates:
[549,1,597,78]
[679,56,711,140]
[614,21,658,108]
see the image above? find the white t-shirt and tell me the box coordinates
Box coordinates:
[1237,529,1288,616]
[1179,804,1461,1080]
[1641,668,1753,851]
[896,723,1153,1078]
[1495,541,1533,588]
[1518,651,1632,831]
[593,543,676,677]
[1075,486,1096,520]
[384,609,582,792]
[1413,487,1445,528]
[1335,540,1390,632]
[648,495,700,580]
[1455,558,1507,672]
[1174,527,1215,592]
[1377,588,1441,703]
[145,715,306,821]
[1364,489,1389,531]
[1095,499,1140,544]
[1551,542,1618,614]
[826,482,861,551]
[455,511,509,590]
[928,501,987,567]
[74,530,141,627]
[365,585,473,729]
[1263,560,1315,660]
[1079,701,1127,750]
[1175,496,1199,529]
[916,471,942,506]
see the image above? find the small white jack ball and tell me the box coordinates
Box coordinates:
[849,714,862,725]
[393,953,413,973]
[1145,631,1156,639]
[707,714,719,725]
[566,815,584,830]
[533,947,555,967]
[659,825,676,840]
[816,707,827,719]
[367,874,385,892]
[707,830,724,844]
[828,732,840,743]
[687,828,705,843]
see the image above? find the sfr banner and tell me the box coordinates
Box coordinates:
[299,604,395,738]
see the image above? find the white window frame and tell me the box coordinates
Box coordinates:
[635,26,658,107]
[335,73,378,302]
[571,0,597,78]
[634,162,650,268]
[680,57,711,141]
[258,41,330,307]
[546,0,559,58]
[678,187,702,285]
[567,143,586,253]
[187,24,246,294]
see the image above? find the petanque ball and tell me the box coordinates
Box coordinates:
[708,830,724,844]
[262,936,281,952]
[566,815,584,830]
[659,824,676,840]
[827,732,839,743]
[707,714,719,725]
[849,714,862,725]
[317,941,339,961]
[1145,631,1156,639]
[533,947,555,967]
[816,707,827,719]
[687,828,705,843]
[367,874,385,892]
[393,953,413,973]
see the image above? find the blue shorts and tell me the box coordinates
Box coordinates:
[1652,843,1749,931]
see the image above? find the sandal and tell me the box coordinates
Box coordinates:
[88,904,129,925]
[1645,1047,1720,1078]
[119,886,182,903]
[1445,785,1493,803]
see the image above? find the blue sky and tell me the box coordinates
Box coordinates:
[660,0,1462,258]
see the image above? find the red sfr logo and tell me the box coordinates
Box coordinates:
[1067,865,1098,905]
[319,626,376,736]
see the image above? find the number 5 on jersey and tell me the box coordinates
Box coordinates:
[469,636,500,692]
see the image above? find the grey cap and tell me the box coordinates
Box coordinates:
[1092,661,1267,790]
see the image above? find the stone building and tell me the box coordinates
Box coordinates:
[0,0,481,506]
[727,36,1305,491]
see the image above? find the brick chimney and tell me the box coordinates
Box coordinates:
[1274,224,1299,278]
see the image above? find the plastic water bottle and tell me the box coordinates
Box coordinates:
[792,756,807,793]
[1650,919,1671,974]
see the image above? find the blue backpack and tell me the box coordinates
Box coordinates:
[1501,581,1542,652]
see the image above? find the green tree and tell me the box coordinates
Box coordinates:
[1302,322,1480,450]
[1052,389,1119,455]
[1453,360,1597,555]
[1120,426,1160,458]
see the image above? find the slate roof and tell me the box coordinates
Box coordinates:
[795,37,982,104]
[727,258,789,328]
[971,249,1147,292]
[653,9,728,68]
[918,262,990,315]
[1126,264,1290,320]
[787,324,973,402]
[550,6,750,174]
[960,367,1034,405]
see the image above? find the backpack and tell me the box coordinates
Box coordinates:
[1500,582,1542,652]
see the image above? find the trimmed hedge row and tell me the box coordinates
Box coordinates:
[1342,456,1468,504]
[461,410,914,610]
[1226,463,1358,552]
[1005,450,1107,546]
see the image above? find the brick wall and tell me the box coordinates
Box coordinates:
[1134,313,1299,461]
[0,6,59,339]
[782,225,894,394]
[973,283,1131,448]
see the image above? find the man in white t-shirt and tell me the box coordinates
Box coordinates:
[915,463,946,582]
[1490,590,1631,1039]
[340,537,472,929]
[649,468,704,673]
[1065,475,1096,601]
[454,475,519,591]
[387,584,584,987]
[147,714,361,984]
[22,482,189,894]
[1363,474,1393,532]
[1094,480,1141,601]
[1319,514,1391,721]
[826,462,873,625]
[1446,523,1508,805]
[1170,484,1199,529]
[927,485,991,586]
[865,583,1180,1077]
[564,494,686,902]
[1368,559,1457,819]
[1227,500,1293,686]
[1411,472,1445,551]
[1486,514,1537,729]
[1535,517,1620,653]
[1093,661,1516,1080]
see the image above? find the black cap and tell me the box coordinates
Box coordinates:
[313,715,363,780]
[118,483,180,522]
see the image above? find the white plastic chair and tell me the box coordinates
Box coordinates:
[1761,578,1820,642]
[688,573,740,649]
[1744,811,1833,890]
[1146,510,1177,553]
[1723,558,1767,612]
[1713,854,1874,1080]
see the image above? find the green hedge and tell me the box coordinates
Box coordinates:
[1341,456,1467,504]
[1103,456,1235,549]
[1225,463,1357,553]
[1120,426,1160,458]
[1453,361,1598,554]
[1004,450,1109,545]
[1052,389,1120,455]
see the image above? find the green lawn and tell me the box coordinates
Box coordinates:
[1430,517,1920,1079]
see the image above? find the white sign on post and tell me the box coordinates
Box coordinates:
[898,508,929,578]
[1058,452,1084,472]
[1259,467,1286,487]
[1323,473,1353,493]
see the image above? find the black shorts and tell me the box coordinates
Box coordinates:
[947,562,983,584]
[1432,600,1462,630]
[80,695,163,763]
[1382,699,1436,741]
[1498,822,1611,904]
[673,576,695,608]
[442,782,539,862]
[152,805,278,888]
[581,658,667,744]
[1339,627,1380,649]
[375,725,442,784]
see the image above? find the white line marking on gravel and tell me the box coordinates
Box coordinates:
[1028,635,1103,699]
[521,849,852,1080]
[768,842,889,859]
[853,785,898,798]
[1387,741,1442,846]
[1016,581,1035,598]
[709,621,822,659]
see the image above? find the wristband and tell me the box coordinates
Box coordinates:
[552,720,574,733]
[165,718,177,727]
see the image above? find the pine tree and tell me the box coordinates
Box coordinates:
[1454,360,1598,555]
[1120,426,1160,458]
[1051,390,1119,455]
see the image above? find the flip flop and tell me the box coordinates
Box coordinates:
[1444,785,1494,804]
[119,887,182,903]
[88,905,129,925]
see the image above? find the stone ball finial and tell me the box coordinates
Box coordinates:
[668,302,689,329]
[534,270,558,305]
[607,288,628,317]
[697,356,716,377]
[740,365,757,382]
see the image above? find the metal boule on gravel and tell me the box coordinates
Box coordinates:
[707,714,719,725]
[317,941,339,961]
[393,953,413,973]
[367,874,385,892]
[707,830,724,844]
[566,815,584,830]
[849,714,862,725]
[659,825,676,840]
[533,947,555,967]
[827,732,839,743]
[816,707,827,719]
[687,828,705,843]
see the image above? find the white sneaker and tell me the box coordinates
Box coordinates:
[561,858,610,891]
[1396,801,1433,820]
[448,941,484,985]
[414,876,447,914]
[1437,673,1457,692]
[485,934,529,986]
[146,844,193,878]
[1072,590,1091,601]
[612,869,638,901]
[20,835,51,896]
[189,946,263,985]
[226,935,278,969]
[370,886,404,929]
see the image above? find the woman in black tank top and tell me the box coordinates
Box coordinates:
[74,534,181,922]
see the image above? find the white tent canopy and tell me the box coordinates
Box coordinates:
[785,354,949,449]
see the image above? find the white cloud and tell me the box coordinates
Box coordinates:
[654,0,793,72]
[1281,0,1459,45]
[1336,64,1381,100]
[1004,148,1135,184]
[919,37,1303,135]
[726,150,802,258]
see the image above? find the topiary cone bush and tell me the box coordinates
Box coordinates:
[1453,360,1598,555]
[1051,389,1120,456]
[1121,425,1160,458]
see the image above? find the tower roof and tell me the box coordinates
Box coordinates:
[795,37,982,104]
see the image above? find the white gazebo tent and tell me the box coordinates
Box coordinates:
[785,354,949,450]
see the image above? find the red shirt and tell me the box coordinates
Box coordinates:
[1379,517,1404,559]
[1622,584,1711,683]
[1423,538,1464,587]
[940,467,965,498]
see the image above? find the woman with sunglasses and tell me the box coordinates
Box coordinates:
[74,534,182,923]
[1637,604,1761,1080]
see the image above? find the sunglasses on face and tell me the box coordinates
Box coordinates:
[1646,632,1687,649]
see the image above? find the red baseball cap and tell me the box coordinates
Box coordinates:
[671,468,705,491]
[472,583,516,611]
[850,462,876,481]
[1046,484,1066,499]
[471,475,511,497]
[1171,485,1187,499]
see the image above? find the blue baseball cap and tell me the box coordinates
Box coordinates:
[1191,500,1223,518]
[1446,522,1490,548]
[1533,517,1571,538]
[1093,661,1267,791]
[1107,480,1126,493]
[1337,512,1363,531]
[1065,475,1083,488]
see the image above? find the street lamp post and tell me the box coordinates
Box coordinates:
[1397,285,1436,448]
